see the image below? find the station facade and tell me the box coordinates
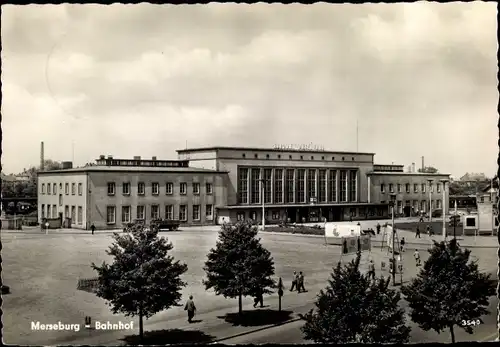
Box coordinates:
[38,147,451,229]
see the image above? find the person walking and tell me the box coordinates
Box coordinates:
[426,225,431,236]
[414,250,421,267]
[415,226,421,238]
[253,287,264,308]
[91,223,95,235]
[290,271,298,292]
[400,237,406,252]
[376,223,381,235]
[297,271,306,293]
[389,258,394,275]
[184,295,197,323]
[368,259,376,280]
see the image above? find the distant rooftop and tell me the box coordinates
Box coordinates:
[38,166,225,174]
[367,171,451,177]
[95,155,189,168]
[373,164,405,173]
[176,146,375,156]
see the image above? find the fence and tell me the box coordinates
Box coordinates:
[77,278,99,293]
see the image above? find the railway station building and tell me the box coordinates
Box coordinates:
[38,146,451,229]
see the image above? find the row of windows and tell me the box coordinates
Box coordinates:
[41,204,83,224]
[241,153,358,161]
[107,182,213,196]
[105,204,213,224]
[380,182,443,194]
[41,182,83,196]
[382,199,443,212]
[238,167,358,205]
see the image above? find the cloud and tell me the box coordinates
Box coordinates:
[1,2,497,177]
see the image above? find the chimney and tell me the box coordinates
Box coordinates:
[152,156,157,161]
[412,163,415,173]
[40,142,45,171]
[421,156,424,171]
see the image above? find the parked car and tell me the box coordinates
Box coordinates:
[431,209,443,218]
[150,219,180,231]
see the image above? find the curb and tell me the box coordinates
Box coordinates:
[212,316,303,343]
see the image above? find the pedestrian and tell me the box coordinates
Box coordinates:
[400,237,405,252]
[91,223,95,235]
[426,225,431,236]
[297,271,306,293]
[349,215,353,223]
[414,250,421,266]
[368,259,376,280]
[253,287,264,308]
[290,271,298,292]
[415,226,421,238]
[376,223,381,235]
[184,295,196,323]
[389,258,394,274]
[429,225,434,236]
[419,214,424,223]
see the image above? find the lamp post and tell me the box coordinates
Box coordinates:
[453,199,457,239]
[440,179,448,241]
[427,179,433,224]
[390,193,397,286]
[260,179,265,231]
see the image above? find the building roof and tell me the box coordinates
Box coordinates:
[37,166,227,175]
[460,172,488,181]
[1,172,17,182]
[367,171,451,177]
[176,146,375,156]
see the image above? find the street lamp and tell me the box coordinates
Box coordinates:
[259,178,267,231]
[390,193,397,286]
[440,179,448,241]
[427,179,433,224]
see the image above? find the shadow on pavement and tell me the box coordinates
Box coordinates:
[218,309,294,327]
[122,329,215,345]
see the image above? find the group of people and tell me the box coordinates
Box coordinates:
[290,271,306,293]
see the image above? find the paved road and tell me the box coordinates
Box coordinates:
[222,296,499,344]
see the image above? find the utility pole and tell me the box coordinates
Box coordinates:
[390,193,396,286]
[428,179,433,224]
[441,179,448,241]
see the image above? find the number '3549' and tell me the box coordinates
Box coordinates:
[461,319,481,326]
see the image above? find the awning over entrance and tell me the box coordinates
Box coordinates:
[219,202,389,210]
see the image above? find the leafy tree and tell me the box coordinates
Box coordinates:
[401,239,496,343]
[418,166,439,174]
[301,252,410,344]
[92,227,188,342]
[203,221,276,316]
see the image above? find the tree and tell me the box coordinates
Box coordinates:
[418,166,439,174]
[301,252,410,343]
[92,227,188,342]
[401,239,496,343]
[203,221,276,316]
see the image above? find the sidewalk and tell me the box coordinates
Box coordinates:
[46,289,317,346]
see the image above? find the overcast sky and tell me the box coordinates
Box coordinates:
[2,3,497,177]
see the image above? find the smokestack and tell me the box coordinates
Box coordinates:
[421,156,424,171]
[40,142,45,171]
[412,162,415,173]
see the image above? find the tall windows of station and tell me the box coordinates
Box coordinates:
[296,169,306,203]
[285,169,295,203]
[263,169,272,204]
[307,169,317,202]
[250,168,261,204]
[238,168,249,204]
[340,170,348,202]
[274,169,284,204]
[349,170,357,202]
[319,170,327,202]
[329,170,337,202]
